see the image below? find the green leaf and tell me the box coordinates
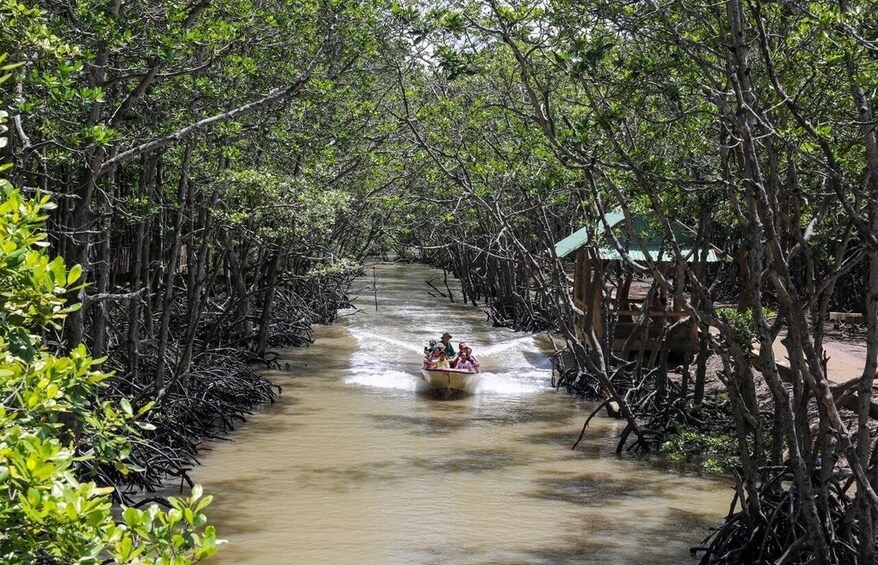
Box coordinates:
[123,506,141,528]
[66,264,82,285]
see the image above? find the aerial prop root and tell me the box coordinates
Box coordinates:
[690,466,860,564]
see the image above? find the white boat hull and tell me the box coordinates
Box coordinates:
[419,367,480,397]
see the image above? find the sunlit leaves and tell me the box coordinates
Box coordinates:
[0,104,216,560]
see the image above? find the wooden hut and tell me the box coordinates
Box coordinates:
[554,213,724,354]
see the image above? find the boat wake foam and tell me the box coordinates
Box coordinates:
[349,330,425,354]
[474,370,548,394]
[344,369,418,391]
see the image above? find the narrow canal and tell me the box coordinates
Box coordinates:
[193,262,730,564]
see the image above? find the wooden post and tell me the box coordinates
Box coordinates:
[620,268,633,320]
[581,250,593,344]
[373,266,378,311]
[574,249,584,304]
[591,257,604,343]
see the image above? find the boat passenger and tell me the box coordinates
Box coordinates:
[455,343,480,372]
[439,332,456,359]
[468,352,480,372]
[455,352,475,372]
[450,342,466,368]
[429,345,450,369]
[424,339,437,362]
[424,342,445,368]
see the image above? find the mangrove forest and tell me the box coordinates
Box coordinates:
[1,0,878,563]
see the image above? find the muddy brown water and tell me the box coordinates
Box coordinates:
[193,262,730,564]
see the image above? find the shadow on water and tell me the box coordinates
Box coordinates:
[293,461,402,489]
[522,429,587,447]
[369,413,471,435]
[528,473,654,505]
[468,407,572,426]
[521,541,637,565]
[521,431,616,461]
[414,388,472,402]
[201,414,305,439]
[409,448,525,473]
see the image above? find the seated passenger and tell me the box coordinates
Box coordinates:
[425,343,444,368]
[455,352,474,372]
[429,345,450,369]
[423,339,437,364]
[456,343,480,372]
[451,342,467,368]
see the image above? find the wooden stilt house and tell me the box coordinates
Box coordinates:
[554,212,724,355]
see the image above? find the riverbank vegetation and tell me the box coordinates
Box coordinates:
[3,0,878,562]
[1,1,377,560]
[0,150,217,560]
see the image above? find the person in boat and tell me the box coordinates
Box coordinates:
[438,332,455,363]
[454,350,475,372]
[423,339,437,363]
[426,344,450,369]
[450,343,467,368]
[454,343,480,373]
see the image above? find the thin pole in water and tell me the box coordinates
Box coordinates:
[373,266,378,311]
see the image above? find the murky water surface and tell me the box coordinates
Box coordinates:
[194,263,730,564]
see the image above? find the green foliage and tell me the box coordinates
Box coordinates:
[661,424,739,474]
[716,308,757,351]
[0,111,217,561]
[305,257,362,279]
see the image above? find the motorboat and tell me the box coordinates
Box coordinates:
[419,365,480,397]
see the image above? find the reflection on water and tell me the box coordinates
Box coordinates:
[192,262,729,564]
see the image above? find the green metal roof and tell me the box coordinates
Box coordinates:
[553,212,722,263]
[553,225,591,259]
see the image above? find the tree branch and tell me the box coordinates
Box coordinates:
[100,51,323,173]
